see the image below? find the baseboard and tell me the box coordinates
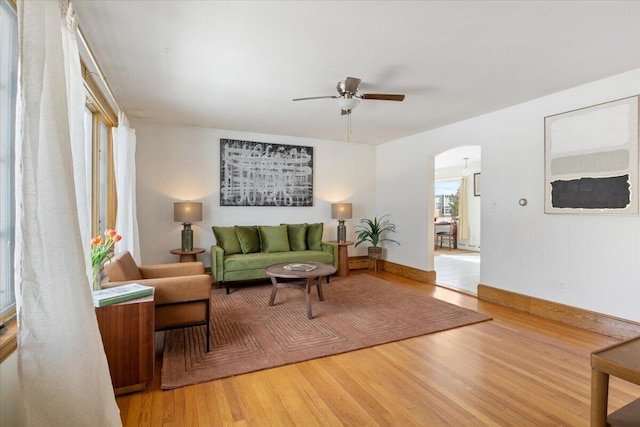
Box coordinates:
[348,256,369,270]
[379,260,436,284]
[477,284,640,340]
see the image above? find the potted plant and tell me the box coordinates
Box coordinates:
[354,214,400,261]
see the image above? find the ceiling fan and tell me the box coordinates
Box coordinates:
[293,77,405,115]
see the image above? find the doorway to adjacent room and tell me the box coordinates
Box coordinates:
[433,146,481,294]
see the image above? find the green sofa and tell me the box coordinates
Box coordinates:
[211,223,338,293]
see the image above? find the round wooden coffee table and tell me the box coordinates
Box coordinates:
[265,262,337,319]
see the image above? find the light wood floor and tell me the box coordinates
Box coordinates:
[116,271,640,426]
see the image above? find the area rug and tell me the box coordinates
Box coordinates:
[161,274,491,389]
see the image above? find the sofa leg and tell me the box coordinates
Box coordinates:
[225,282,230,294]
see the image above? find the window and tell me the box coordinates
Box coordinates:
[83,65,117,236]
[435,178,460,218]
[0,0,17,320]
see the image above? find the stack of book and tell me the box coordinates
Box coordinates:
[93,283,154,307]
[283,263,317,272]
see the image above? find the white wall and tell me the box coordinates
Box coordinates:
[133,122,377,266]
[377,67,640,322]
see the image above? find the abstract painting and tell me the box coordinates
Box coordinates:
[544,96,639,214]
[220,139,313,207]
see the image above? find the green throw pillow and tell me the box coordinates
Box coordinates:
[212,226,242,255]
[259,225,290,253]
[234,226,260,254]
[306,223,323,251]
[281,223,308,251]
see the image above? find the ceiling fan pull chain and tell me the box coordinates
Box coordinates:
[348,112,352,143]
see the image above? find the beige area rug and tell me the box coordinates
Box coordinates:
[161,274,491,389]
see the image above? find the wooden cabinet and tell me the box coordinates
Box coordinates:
[95,295,155,395]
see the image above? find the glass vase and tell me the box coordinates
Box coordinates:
[92,265,102,291]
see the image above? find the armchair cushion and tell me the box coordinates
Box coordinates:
[258,225,290,253]
[104,251,143,281]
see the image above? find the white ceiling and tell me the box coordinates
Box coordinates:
[73,1,640,145]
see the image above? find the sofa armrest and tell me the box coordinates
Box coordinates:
[102,275,211,305]
[321,242,339,269]
[139,262,204,278]
[211,245,225,282]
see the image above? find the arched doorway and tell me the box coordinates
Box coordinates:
[433,146,481,294]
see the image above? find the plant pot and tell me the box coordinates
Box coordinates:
[367,246,382,260]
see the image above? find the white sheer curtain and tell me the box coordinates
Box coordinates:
[458,177,470,240]
[16,0,121,425]
[113,113,141,264]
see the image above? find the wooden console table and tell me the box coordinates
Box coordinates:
[591,336,640,426]
[95,295,155,395]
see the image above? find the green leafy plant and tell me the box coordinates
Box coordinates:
[354,214,400,248]
[449,190,459,217]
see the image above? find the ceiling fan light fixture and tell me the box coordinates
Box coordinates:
[337,97,359,112]
[461,157,471,177]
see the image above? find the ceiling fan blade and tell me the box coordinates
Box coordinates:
[344,77,361,94]
[359,93,405,101]
[292,95,338,101]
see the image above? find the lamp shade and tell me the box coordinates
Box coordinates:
[331,203,353,220]
[174,201,203,224]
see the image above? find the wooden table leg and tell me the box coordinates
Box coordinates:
[591,368,609,427]
[305,278,313,319]
[337,245,349,276]
[268,276,279,306]
[316,277,324,301]
[179,254,197,263]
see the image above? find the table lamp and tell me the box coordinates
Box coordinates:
[331,202,352,243]
[174,201,203,251]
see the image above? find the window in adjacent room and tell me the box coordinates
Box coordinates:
[435,178,460,218]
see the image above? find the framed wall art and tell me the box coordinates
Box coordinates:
[220,139,313,207]
[473,173,481,197]
[544,95,640,214]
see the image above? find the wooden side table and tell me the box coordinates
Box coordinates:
[95,295,155,395]
[327,241,354,277]
[170,247,205,263]
[591,336,640,426]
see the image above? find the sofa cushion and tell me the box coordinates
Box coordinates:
[212,226,242,255]
[259,225,290,253]
[235,225,260,254]
[306,223,323,251]
[104,251,143,282]
[224,250,333,273]
[282,223,308,251]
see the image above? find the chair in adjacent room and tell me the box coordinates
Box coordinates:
[102,251,212,352]
[437,218,458,250]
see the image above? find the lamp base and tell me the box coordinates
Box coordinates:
[337,220,346,243]
[181,223,193,251]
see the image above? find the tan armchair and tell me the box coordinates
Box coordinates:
[102,251,212,352]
